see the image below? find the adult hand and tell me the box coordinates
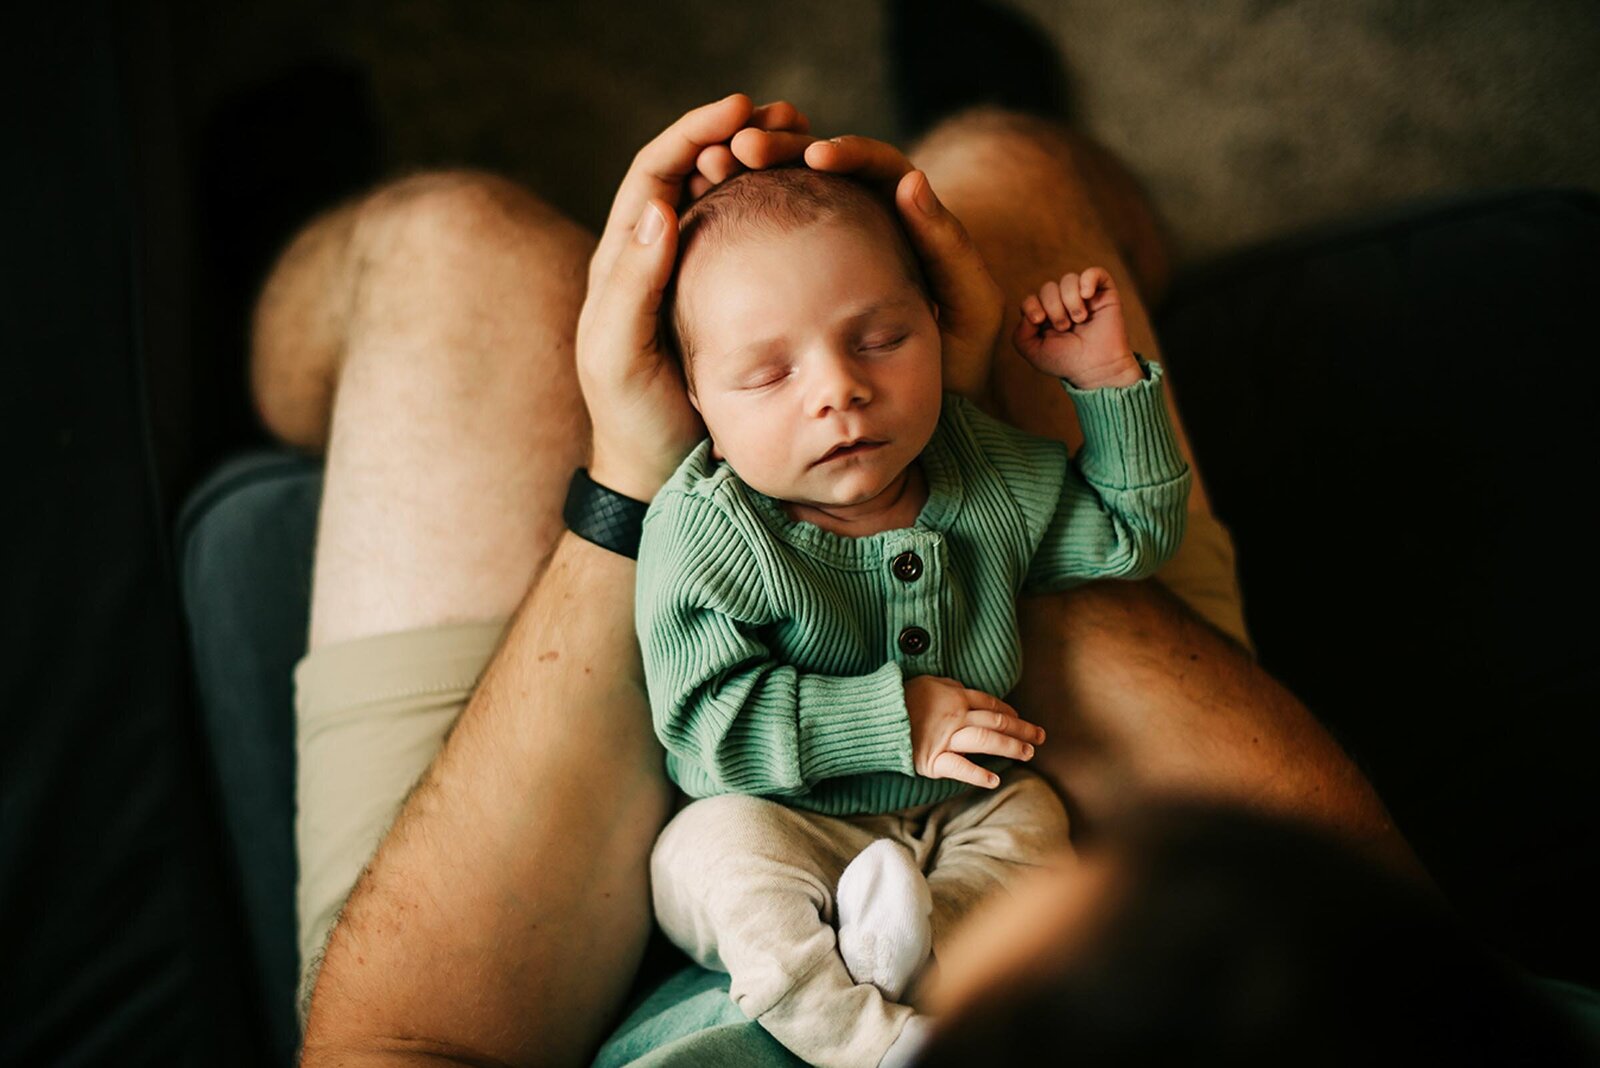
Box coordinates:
[577,94,811,502]
[726,129,1006,398]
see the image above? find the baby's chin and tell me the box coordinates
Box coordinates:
[726,464,872,506]
[783,470,906,511]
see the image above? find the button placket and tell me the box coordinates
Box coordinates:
[884,534,944,674]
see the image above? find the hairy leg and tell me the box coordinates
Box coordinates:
[912,112,1413,870]
[254,170,592,648]
[257,172,673,1059]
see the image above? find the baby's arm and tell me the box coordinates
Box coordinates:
[1004,268,1192,590]
[637,496,914,795]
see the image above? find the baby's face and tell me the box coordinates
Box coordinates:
[678,218,942,512]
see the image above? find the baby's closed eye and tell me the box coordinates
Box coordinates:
[737,364,792,390]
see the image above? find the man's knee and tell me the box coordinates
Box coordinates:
[911,105,1080,178]
[351,169,594,276]
[251,169,592,451]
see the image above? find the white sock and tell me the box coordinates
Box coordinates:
[879,1014,935,1068]
[836,839,933,1003]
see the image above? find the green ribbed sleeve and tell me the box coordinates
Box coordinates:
[1029,362,1191,590]
[967,361,1192,594]
[636,491,915,798]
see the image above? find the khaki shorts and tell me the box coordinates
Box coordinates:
[291,511,1249,1020]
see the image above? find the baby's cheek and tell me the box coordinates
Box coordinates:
[721,429,802,498]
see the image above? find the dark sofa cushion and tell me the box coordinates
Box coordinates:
[177,454,322,1067]
[1156,188,1600,985]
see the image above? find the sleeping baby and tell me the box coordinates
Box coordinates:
[635,165,1191,1068]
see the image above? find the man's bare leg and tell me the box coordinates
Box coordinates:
[255,171,673,1061]
[912,111,1414,870]
[254,171,591,648]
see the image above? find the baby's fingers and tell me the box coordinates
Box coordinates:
[1020,294,1048,327]
[1012,311,1045,361]
[949,725,1037,762]
[1057,271,1090,323]
[964,705,1046,746]
[1039,280,1070,330]
[929,751,1003,789]
[962,691,1045,743]
[1079,266,1113,300]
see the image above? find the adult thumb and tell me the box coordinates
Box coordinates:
[603,198,680,365]
[894,170,1004,395]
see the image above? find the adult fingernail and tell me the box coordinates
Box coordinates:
[914,173,940,215]
[1023,744,1035,759]
[635,203,664,245]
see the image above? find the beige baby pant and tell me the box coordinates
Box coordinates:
[649,768,1072,1068]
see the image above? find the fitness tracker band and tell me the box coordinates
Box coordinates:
[563,467,650,559]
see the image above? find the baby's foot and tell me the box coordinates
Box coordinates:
[836,839,933,1002]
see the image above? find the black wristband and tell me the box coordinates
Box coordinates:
[563,467,650,559]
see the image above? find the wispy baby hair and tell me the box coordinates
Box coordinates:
[661,165,930,375]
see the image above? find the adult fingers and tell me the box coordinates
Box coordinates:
[948,726,1037,762]
[750,99,811,134]
[591,93,756,289]
[695,143,744,186]
[716,104,815,176]
[803,134,915,193]
[930,751,1002,789]
[582,197,681,378]
[730,127,820,170]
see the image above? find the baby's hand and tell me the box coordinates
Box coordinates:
[904,676,1045,789]
[1012,267,1143,390]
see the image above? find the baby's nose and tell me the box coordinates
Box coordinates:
[809,353,872,415]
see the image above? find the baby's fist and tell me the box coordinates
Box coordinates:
[1012,267,1143,390]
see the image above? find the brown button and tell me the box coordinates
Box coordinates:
[891,551,923,583]
[897,626,931,656]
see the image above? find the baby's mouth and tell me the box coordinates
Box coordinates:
[814,439,886,465]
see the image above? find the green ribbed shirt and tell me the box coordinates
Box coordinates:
[635,362,1191,816]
